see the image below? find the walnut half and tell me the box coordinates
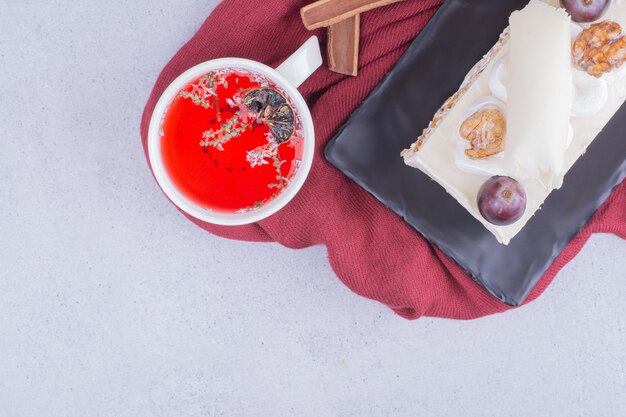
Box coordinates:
[573,21,626,78]
[459,107,506,160]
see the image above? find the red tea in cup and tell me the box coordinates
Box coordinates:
[160,68,305,213]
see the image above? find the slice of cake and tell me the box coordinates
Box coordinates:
[402,0,626,244]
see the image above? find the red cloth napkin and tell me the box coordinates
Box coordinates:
[140,0,626,319]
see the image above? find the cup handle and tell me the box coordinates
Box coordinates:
[275,36,323,89]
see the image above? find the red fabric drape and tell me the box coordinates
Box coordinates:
[140,0,626,319]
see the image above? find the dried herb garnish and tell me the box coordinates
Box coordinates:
[178,72,228,110]
[200,112,252,151]
[268,153,288,190]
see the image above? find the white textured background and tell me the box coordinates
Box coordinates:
[1,1,626,416]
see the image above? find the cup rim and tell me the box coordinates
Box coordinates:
[147,58,315,226]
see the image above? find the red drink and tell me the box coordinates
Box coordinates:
[160,68,304,213]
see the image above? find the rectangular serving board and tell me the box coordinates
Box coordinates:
[325,0,626,306]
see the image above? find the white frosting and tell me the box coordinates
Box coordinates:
[489,51,609,119]
[488,56,508,102]
[571,21,584,40]
[571,69,609,117]
[506,0,572,189]
[404,0,626,245]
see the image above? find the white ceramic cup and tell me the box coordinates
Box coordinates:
[148,36,323,225]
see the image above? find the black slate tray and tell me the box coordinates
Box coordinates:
[325,0,626,306]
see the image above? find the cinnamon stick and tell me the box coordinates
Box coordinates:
[301,0,404,30]
[327,15,360,76]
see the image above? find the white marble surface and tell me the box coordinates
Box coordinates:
[1,1,626,416]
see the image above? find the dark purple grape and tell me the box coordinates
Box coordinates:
[477,176,527,226]
[560,0,611,23]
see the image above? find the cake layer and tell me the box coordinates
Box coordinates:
[506,1,572,189]
[403,0,626,244]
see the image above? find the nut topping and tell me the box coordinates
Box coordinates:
[573,21,626,78]
[459,107,506,160]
